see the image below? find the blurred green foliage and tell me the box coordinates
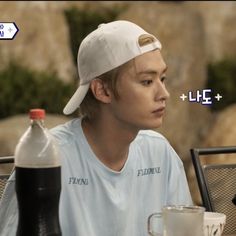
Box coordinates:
[0,62,75,119]
[0,5,126,119]
[64,4,125,66]
[207,58,236,111]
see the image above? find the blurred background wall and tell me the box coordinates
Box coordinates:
[0,1,236,204]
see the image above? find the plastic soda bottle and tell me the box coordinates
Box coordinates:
[14,109,62,236]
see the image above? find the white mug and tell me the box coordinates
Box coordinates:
[204,212,226,236]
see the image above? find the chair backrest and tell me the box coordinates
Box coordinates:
[190,146,236,235]
[0,174,11,201]
[0,156,14,201]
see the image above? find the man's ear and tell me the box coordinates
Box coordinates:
[90,79,112,104]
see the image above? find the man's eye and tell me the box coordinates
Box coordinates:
[161,76,167,83]
[141,80,153,86]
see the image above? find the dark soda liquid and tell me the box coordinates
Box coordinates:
[15,166,62,236]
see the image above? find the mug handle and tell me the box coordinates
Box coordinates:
[148,212,163,236]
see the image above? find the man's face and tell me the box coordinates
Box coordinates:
[108,49,169,131]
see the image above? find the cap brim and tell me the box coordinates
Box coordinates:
[63,83,90,115]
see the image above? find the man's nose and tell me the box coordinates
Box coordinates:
[162,85,170,100]
[155,80,170,101]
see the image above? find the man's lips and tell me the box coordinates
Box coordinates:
[152,107,165,113]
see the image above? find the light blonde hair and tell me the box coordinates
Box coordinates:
[138,34,157,47]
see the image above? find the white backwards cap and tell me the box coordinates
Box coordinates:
[63,20,162,115]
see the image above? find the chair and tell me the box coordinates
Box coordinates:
[190,146,236,235]
[0,156,14,201]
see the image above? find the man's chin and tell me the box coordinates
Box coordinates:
[141,120,163,130]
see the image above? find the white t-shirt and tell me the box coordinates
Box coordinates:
[0,118,192,236]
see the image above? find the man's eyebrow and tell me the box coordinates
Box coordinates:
[137,66,168,76]
[162,66,168,74]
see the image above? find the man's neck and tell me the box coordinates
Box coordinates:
[81,115,138,172]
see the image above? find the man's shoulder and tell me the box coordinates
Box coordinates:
[133,129,171,153]
[50,118,81,145]
[136,129,168,143]
[134,130,183,166]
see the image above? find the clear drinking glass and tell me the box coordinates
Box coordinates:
[148,205,205,236]
[148,212,163,236]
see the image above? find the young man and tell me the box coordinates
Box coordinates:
[0,20,192,235]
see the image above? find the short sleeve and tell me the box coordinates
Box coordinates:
[166,145,193,205]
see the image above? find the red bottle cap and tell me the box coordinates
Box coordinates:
[29,109,45,119]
